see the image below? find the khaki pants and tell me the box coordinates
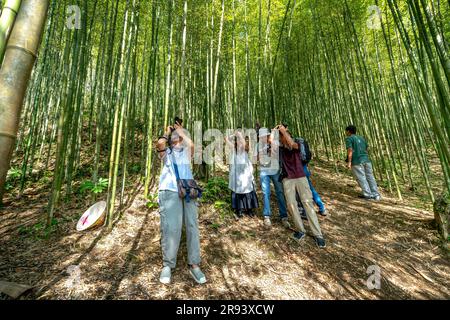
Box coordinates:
[283,177,323,237]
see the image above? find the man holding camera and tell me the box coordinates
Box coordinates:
[276,124,326,249]
[257,127,290,228]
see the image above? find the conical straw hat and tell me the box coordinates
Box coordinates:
[76,201,107,231]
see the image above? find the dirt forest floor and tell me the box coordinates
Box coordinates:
[0,161,449,300]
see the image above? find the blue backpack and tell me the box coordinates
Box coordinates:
[296,138,312,164]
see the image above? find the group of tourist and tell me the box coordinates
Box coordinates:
[226,124,327,247]
[155,118,381,285]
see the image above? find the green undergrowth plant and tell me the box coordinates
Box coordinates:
[79,178,109,195]
[4,167,22,191]
[146,192,158,209]
[18,218,59,240]
[201,177,229,203]
[214,200,233,220]
[200,177,234,229]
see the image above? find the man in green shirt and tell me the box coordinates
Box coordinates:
[345,125,381,201]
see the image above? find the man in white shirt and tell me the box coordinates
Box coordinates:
[257,128,290,229]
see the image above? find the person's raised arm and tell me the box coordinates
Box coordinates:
[157,126,172,158]
[174,123,194,157]
[235,130,246,149]
[224,134,235,149]
[278,125,299,150]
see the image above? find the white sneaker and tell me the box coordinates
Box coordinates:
[373,195,381,201]
[159,266,171,284]
[189,267,207,284]
[281,218,291,229]
[264,217,272,228]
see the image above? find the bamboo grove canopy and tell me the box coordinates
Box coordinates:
[0,0,449,227]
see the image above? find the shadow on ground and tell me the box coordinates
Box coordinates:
[0,161,449,300]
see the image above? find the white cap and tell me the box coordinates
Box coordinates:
[259,128,270,137]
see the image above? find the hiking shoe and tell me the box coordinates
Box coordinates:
[372,195,381,201]
[234,211,244,220]
[281,217,291,229]
[358,195,373,200]
[159,266,171,284]
[189,267,207,284]
[292,231,306,242]
[319,209,328,217]
[264,217,272,228]
[314,237,326,249]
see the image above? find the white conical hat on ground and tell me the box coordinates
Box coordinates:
[76,201,106,231]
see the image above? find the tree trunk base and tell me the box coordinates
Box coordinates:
[433,192,450,242]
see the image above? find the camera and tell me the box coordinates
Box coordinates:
[170,117,183,132]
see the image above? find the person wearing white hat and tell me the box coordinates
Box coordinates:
[257,127,290,229]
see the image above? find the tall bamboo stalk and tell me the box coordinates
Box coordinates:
[0,0,49,203]
[0,0,21,65]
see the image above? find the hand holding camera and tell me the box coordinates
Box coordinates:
[166,117,183,136]
[274,124,286,136]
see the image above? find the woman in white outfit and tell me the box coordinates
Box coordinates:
[225,129,259,218]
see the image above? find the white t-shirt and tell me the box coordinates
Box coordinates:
[229,149,255,194]
[159,146,193,192]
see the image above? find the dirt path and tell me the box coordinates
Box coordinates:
[1,162,449,299]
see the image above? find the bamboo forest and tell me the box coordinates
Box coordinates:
[0,0,449,300]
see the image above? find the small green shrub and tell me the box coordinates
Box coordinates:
[18,218,59,240]
[4,167,22,191]
[201,178,233,230]
[146,193,159,209]
[79,178,109,194]
[4,181,13,191]
[201,177,229,203]
[7,167,22,180]
[130,163,142,175]
[211,200,234,228]
[214,200,228,209]
[210,223,221,230]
